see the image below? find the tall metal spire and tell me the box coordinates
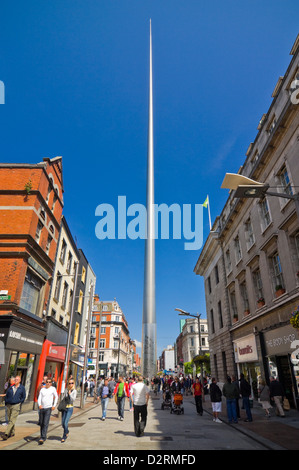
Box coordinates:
[141,19,157,378]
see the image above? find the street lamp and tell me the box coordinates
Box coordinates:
[113,333,121,380]
[175,308,204,393]
[221,172,299,217]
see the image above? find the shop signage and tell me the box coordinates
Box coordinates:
[263,324,299,356]
[6,325,44,354]
[233,334,258,363]
[48,344,66,362]
[0,295,11,300]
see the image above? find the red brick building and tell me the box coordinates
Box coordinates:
[0,157,64,410]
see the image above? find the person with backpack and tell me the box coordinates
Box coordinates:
[239,373,253,422]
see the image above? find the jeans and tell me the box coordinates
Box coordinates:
[61,407,73,439]
[133,404,147,436]
[226,399,238,423]
[242,396,253,421]
[117,396,125,418]
[101,397,109,418]
[39,407,52,440]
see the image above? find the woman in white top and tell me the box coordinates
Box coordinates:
[37,378,58,444]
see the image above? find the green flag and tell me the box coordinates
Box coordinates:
[202,196,209,208]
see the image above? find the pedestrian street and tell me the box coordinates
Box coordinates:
[2,392,267,451]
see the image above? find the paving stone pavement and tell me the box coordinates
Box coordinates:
[1,392,298,452]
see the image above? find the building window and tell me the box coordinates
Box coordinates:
[225,249,232,274]
[99,352,104,361]
[230,291,238,321]
[62,282,69,309]
[259,197,271,231]
[20,270,43,315]
[46,235,52,255]
[234,236,242,264]
[207,276,212,294]
[54,272,62,302]
[244,219,255,250]
[78,290,83,313]
[99,339,105,348]
[240,282,249,313]
[67,252,73,273]
[35,222,43,244]
[278,164,293,197]
[271,252,285,291]
[252,269,264,303]
[60,239,67,264]
[218,301,223,329]
[215,265,219,284]
[74,322,80,344]
[210,309,215,334]
[81,266,86,284]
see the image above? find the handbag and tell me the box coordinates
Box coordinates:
[283,397,290,411]
[58,393,71,412]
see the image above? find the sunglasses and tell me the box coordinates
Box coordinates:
[69,382,74,384]
[46,380,52,383]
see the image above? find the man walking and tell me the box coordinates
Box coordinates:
[192,377,203,416]
[269,376,285,417]
[2,375,26,440]
[97,378,112,421]
[239,373,253,422]
[130,376,150,437]
[113,376,129,421]
[37,378,58,444]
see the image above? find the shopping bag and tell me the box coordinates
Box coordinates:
[283,397,290,411]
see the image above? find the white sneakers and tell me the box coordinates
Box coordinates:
[213,418,222,423]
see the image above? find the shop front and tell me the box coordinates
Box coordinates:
[35,339,66,402]
[233,334,261,400]
[262,324,299,410]
[0,315,45,413]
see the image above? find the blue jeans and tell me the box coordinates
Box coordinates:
[242,396,252,421]
[117,396,125,418]
[101,397,109,418]
[39,407,52,440]
[226,399,238,423]
[61,407,73,439]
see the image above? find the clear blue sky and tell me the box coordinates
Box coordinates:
[1,1,298,356]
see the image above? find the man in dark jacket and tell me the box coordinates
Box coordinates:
[269,377,285,417]
[3,375,26,440]
[239,373,252,422]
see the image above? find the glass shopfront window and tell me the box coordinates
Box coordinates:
[7,351,36,400]
[239,363,261,400]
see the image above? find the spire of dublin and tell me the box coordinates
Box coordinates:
[141,20,157,379]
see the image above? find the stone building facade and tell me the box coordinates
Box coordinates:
[195,35,299,409]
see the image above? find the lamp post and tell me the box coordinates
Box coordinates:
[80,281,94,409]
[175,308,205,396]
[221,172,299,218]
[114,333,121,380]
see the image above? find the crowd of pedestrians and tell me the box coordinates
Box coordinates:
[0,371,289,445]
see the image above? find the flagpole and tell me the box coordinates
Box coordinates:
[207,195,212,231]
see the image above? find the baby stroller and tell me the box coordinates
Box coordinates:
[170,392,184,414]
[161,387,172,410]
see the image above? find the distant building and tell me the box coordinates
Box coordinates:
[90,299,136,378]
